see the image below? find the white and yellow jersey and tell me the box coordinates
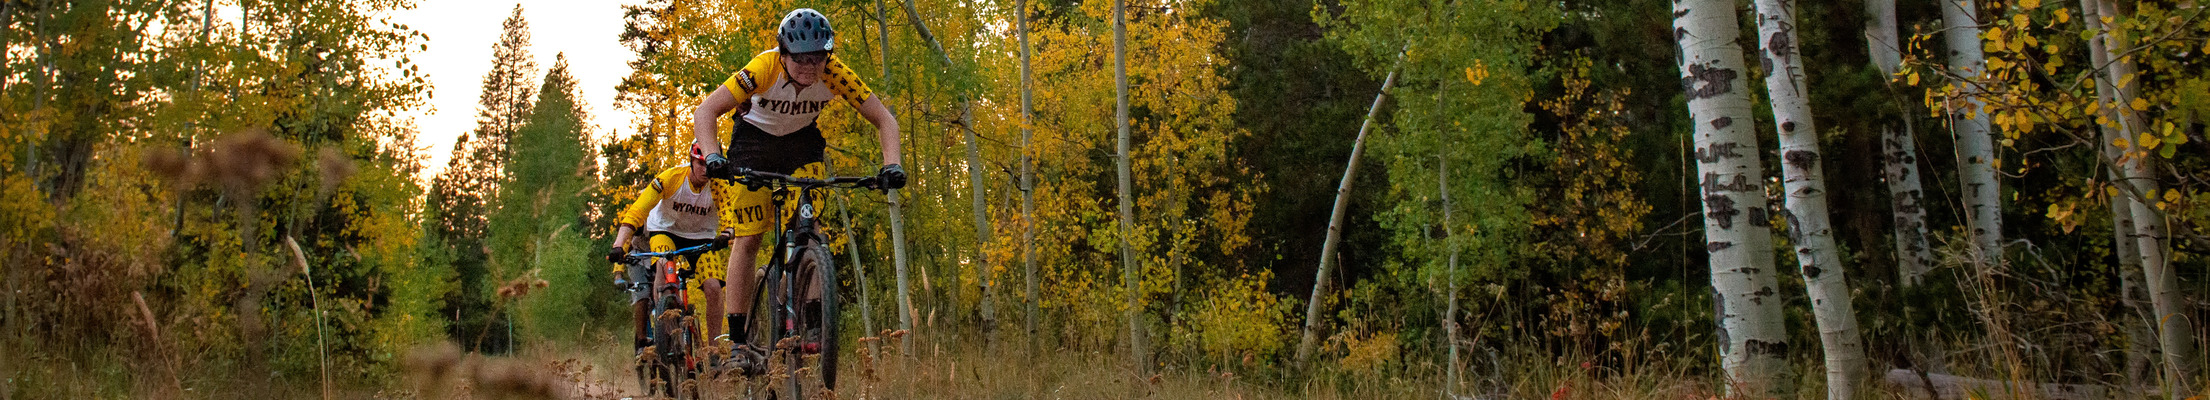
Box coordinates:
[720,48,876,136]
[617,165,723,240]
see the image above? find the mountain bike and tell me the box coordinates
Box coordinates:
[617,242,724,399]
[728,168,879,399]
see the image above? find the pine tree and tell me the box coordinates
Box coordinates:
[494,54,602,342]
[429,4,538,353]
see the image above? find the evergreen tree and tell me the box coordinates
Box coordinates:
[428,4,538,353]
[493,54,606,343]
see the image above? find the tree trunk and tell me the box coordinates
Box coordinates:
[1441,156,1460,396]
[1881,125,1936,285]
[2080,0,2156,386]
[841,194,877,357]
[1015,0,1041,363]
[2091,0,2197,388]
[1753,0,1866,397]
[1865,0,1933,286]
[1112,0,1146,374]
[1676,0,1791,396]
[1879,369,2115,400]
[877,0,916,354]
[1862,0,1902,78]
[1940,0,2004,269]
[1295,49,1404,365]
[962,104,995,340]
[895,0,995,340]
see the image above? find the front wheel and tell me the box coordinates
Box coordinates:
[785,244,840,398]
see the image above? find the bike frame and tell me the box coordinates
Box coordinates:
[728,170,875,391]
[624,244,718,352]
[743,173,861,343]
[621,242,720,398]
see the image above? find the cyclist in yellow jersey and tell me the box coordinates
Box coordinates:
[691,8,907,370]
[607,145,736,354]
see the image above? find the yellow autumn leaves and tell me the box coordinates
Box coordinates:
[1465,59,1489,86]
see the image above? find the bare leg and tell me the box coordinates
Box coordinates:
[725,234,764,340]
[632,299,650,348]
[702,278,724,339]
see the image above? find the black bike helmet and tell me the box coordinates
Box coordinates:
[777,9,835,54]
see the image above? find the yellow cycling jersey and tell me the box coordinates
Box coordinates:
[719,48,875,136]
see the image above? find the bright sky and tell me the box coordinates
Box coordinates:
[389,0,643,179]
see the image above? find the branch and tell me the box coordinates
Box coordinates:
[897,0,957,68]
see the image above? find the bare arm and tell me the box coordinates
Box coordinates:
[855,94,903,165]
[613,225,637,252]
[693,86,744,155]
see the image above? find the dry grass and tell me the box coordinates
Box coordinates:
[533,329,1714,400]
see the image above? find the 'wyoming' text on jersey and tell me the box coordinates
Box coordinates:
[757,98,832,115]
[672,201,713,216]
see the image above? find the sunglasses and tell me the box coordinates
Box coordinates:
[787,52,829,66]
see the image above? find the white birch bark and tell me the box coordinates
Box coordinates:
[840,194,876,357]
[2081,0,2156,385]
[1752,0,1865,396]
[1675,0,1791,396]
[896,0,997,340]
[963,104,995,339]
[1865,0,1934,285]
[1940,0,2004,269]
[1882,125,1936,285]
[876,0,917,354]
[2092,0,2197,387]
[1863,0,1902,77]
[1113,0,1147,373]
[1441,157,1460,396]
[1294,51,1404,365]
[1016,0,1041,361]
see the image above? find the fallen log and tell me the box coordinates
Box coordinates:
[1880,369,2123,400]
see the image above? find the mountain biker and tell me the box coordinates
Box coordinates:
[691,8,907,373]
[608,144,737,356]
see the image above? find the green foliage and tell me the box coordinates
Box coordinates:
[1,0,443,393]
[1171,270,1297,368]
[1311,0,1559,365]
[428,4,542,355]
[8,0,2208,395]
[494,56,617,344]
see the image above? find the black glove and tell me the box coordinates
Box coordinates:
[713,231,735,250]
[607,245,628,264]
[877,164,908,189]
[704,153,733,179]
[734,167,766,191]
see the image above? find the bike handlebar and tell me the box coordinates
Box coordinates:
[613,242,721,289]
[725,168,881,191]
[619,242,725,264]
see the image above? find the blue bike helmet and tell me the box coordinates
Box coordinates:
[778,9,835,54]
